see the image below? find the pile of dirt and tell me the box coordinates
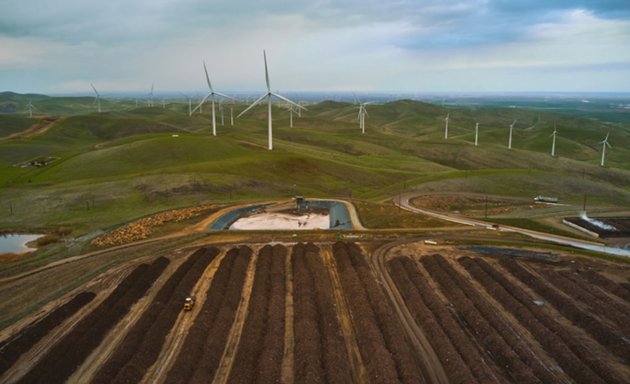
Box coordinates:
[91,204,215,247]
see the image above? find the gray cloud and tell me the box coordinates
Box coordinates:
[1,0,629,93]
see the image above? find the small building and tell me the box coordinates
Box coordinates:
[295,196,305,211]
[534,195,558,203]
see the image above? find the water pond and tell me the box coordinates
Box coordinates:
[0,234,43,254]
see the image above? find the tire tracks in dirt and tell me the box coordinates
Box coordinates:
[212,246,260,384]
[321,244,368,383]
[280,246,295,384]
[368,240,449,384]
[141,248,229,384]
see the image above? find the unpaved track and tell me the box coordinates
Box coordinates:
[142,249,228,384]
[321,245,368,383]
[280,247,295,384]
[0,117,62,142]
[212,246,260,383]
[368,240,449,384]
[68,252,189,383]
[0,258,153,384]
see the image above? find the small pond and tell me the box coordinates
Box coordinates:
[0,234,43,254]
[209,200,352,230]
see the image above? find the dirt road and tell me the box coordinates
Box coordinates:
[367,240,449,384]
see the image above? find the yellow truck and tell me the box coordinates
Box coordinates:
[183,297,194,311]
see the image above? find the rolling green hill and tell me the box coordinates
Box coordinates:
[1,95,629,233]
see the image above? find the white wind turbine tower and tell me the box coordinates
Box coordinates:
[179,92,193,116]
[286,105,297,128]
[90,83,101,113]
[599,133,612,167]
[148,83,155,107]
[551,125,558,157]
[219,102,225,126]
[27,100,35,118]
[230,106,234,126]
[192,62,233,136]
[237,50,306,150]
[443,113,450,139]
[357,103,369,134]
[474,122,479,146]
[508,119,517,149]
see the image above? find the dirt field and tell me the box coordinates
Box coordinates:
[1,240,629,383]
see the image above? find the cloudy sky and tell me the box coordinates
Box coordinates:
[1,0,630,95]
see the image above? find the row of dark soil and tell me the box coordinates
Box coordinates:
[537,267,630,334]
[165,246,252,384]
[93,246,219,384]
[0,292,95,374]
[387,257,496,384]
[421,255,549,384]
[333,242,424,383]
[499,258,630,363]
[18,257,169,384]
[460,256,624,384]
[228,244,287,383]
[292,242,352,384]
[571,268,630,303]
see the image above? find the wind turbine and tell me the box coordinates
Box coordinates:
[192,61,233,136]
[230,106,234,126]
[358,103,369,134]
[219,101,225,126]
[179,92,193,116]
[27,100,35,118]
[599,133,612,167]
[286,105,298,128]
[237,50,306,150]
[551,125,558,157]
[90,83,101,113]
[474,122,479,146]
[508,119,517,149]
[148,83,154,107]
[443,113,449,139]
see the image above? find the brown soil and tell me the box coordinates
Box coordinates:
[4,240,630,383]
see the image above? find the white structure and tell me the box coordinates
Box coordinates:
[237,50,305,150]
[358,103,369,133]
[230,106,234,126]
[90,83,101,113]
[148,83,155,107]
[599,133,612,167]
[193,62,233,136]
[27,100,34,118]
[551,126,558,157]
[508,119,517,149]
[444,112,449,139]
[474,122,479,146]
[180,93,192,116]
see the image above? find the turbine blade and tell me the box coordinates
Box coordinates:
[236,93,268,118]
[203,61,213,92]
[270,92,305,109]
[192,93,211,113]
[90,83,99,96]
[263,50,270,92]
[213,91,235,101]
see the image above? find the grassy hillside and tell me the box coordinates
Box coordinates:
[1,96,629,234]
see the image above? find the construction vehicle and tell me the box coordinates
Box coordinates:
[183,297,194,311]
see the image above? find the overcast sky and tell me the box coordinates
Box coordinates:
[1,0,630,95]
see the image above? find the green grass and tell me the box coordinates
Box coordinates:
[0,96,629,236]
[353,200,457,229]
